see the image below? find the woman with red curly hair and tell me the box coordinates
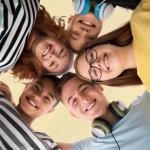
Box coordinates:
[0,0,73,80]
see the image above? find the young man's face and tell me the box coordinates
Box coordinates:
[61,76,109,122]
[68,13,103,52]
[19,78,57,119]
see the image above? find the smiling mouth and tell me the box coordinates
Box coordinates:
[79,20,95,27]
[104,54,110,70]
[27,97,38,108]
[86,100,96,111]
[42,45,51,57]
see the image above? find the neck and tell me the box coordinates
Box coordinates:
[101,106,116,125]
[16,104,34,128]
[121,43,137,70]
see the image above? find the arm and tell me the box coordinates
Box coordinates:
[57,142,73,150]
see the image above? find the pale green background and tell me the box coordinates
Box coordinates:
[0,0,145,143]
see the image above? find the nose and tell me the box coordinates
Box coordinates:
[81,96,89,105]
[80,26,90,34]
[32,93,41,102]
[92,58,100,68]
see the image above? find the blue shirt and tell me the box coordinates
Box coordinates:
[71,90,150,150]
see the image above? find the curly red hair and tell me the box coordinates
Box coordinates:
[12,5,69,80]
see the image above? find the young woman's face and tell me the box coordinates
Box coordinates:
[31,36,71,73]
[76,44,125,81]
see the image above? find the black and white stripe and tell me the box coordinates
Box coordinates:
[0,0,39,74]
[0,93,60,150]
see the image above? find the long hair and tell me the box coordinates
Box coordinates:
[75,22,143,87]
[12,5,69,80]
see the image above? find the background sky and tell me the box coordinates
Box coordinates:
[0,0,145,143]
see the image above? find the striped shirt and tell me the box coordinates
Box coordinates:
[0,0,39,74]
[0,92,61,150]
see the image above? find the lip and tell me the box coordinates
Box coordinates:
[42,45,51,57]
[26,97,38,108]
[85,99,96,111]
[103,54,110,70]
[79,20,96,28]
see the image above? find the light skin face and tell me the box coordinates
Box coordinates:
[77,43,136,81]
[61,76,110,122]
[28,31,71,73]
[18,78,57,120]
[67,13,103,52]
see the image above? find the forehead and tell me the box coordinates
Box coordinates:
[32,77,56,91]
[61,76,90,102]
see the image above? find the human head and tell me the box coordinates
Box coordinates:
[74,22,142,87]
[67,6,103,53]
[12,5,73,80]
[56,72,109,122]
[17,75,60,119]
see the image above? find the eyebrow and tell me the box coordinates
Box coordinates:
[67,83,89,104]
[37,82,43,89]
[48,93,54,100]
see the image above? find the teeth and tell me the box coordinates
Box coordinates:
[105,55,109,68]
[43,46,49,55]
[82,21,92,25]
[87,102,95,111]
[29,99,37,107]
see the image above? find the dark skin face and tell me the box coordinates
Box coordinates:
[16,77,57,128]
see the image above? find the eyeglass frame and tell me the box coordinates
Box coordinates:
[86,48,102,83]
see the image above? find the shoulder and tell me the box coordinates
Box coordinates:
[34,131,60,150]
[71,137,92,150]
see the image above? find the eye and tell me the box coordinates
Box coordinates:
[82,87,88,92]
[59,48,63,54]
[91,53,94,60]
[50,61,54,67]
[34,85,39,91]
[88,37,94,40]
[45,96,50,101]
[74,32,79,35]
[72,99,77,105]
[94,69,97,76]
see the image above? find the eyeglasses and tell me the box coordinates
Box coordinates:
[86,48,102,83]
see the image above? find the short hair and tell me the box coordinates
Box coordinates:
[56,72,77,102]
[39,74,60,108]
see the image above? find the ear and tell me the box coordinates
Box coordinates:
[95,83,104,91]
[68,15,73,24]
[24,83,30,91]
[69,111,80,119]
[46,108,55,114]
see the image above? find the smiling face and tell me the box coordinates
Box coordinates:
[30,35,71,73]
[61,76,109,122]
[76,44,126,81]
[68,13,103,52]
[19,77,57,119]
